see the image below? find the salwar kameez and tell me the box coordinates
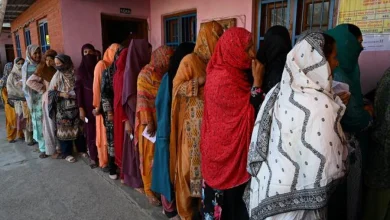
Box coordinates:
[1,88,17,141]
[27,75,56,155]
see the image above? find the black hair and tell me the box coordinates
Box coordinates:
[347,24,362,38]
[322,33,336,59]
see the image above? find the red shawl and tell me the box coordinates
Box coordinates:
[201,27,254,190]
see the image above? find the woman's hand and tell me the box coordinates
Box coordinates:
[147,121,156,137]
[198,76,206,86]
[337,92,351,105]
[125,120,133,134]
[252,59,265,87]
[92,108,100,116]
[79,108,86,121]
[107,112,113,122]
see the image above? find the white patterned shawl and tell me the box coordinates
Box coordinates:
[247,32,348,219]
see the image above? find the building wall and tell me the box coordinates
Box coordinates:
[0,31,13,71]
[60,0,150,67]
[10,0,64,58]
[149,0,254,47]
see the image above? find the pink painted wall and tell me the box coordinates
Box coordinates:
[60,0,150,67]
[359,50,390,94]
[149,0,253,47]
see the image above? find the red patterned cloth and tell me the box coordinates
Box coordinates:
[201,27,255,190]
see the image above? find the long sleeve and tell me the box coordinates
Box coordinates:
[177,78,199,97]
[93,61,105,109]
[26,74,45,94]
[172,55,204,98]
[75,75,85,108]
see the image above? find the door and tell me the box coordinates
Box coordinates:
[5,44,15,62]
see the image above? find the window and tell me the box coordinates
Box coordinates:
[14,33,22,58]
[39,20,50,53]
[164,11,197,48]
[24,28,31,46]
[256,0,290,49]
[294,0,334,42]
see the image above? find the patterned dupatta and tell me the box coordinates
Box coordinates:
[247,32,348,219]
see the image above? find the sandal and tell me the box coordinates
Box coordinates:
[135,188,145,194]
[39,153,49,159]
[9,140,16,143]
[65,156,76,163]
[147,195,161,206]
[55,154,66,159]
[89,161,98,169]
[79,152,89,158]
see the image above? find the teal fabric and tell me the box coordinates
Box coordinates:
[327,24,372,133]
[151,73,172,201]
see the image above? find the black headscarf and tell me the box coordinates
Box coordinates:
[256,25,291,93]
[168,42,195,96]
[77,44,97,84]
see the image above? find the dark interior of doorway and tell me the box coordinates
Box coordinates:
[5,44,15,63]
[101,14,148,52]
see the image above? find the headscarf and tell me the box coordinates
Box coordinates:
[122,39,151,128]
[327,24,370,133]
[246,32,347,219]
[35,49,57,82]
[25,45,40,65]
[201,27,254,190]
[257,25,292,93]
[112,48,128,107]
[6,58,25,99]
[135,45,174,145]
[194,21,224,62]
[49,54,74,92]
[77,44,97,84]
[167,42,195,96]
[0,62,13,88]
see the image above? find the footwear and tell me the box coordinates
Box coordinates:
[9,140,16,143]
[109,174,118,180]
[27,142,35,146]
[102,166,110,173]
[39,152,49,159]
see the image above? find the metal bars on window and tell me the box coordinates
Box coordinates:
[293,0,335,43]
[15,33,21,58]
[257,0,290,49]
[24,28,31,46]
[164,13,197,48]
[39,21,50,53]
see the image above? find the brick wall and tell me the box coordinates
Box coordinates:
[10,0,64,58]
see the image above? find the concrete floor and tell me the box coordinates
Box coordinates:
[0,110,165,220]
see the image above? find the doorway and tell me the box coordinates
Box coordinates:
[101,14,148,52]
[5,44,15,63]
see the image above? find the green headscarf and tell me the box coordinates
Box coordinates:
[327,24,371,133]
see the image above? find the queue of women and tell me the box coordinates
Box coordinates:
[0,21,389,220]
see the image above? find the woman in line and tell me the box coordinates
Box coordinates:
[101,46,127,180]
[364,66,390,220]
[23,45,45,152]
[76,44,98,164]
[122,39,150,191]
[327,24,370,220]
[93,44,121,169]
[170,21,224,220]
[7,58,32,144]
[135,45,174,206]
[257,25,291,94]
[27,49,58,158]
[48,54,86,163]
[1,62,19,143]
[247,32,346,219]
[152,42,195,219]
[201,27,265,220]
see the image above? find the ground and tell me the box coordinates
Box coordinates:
[0,110,165,220]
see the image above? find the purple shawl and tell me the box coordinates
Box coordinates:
[122,39,151,128]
